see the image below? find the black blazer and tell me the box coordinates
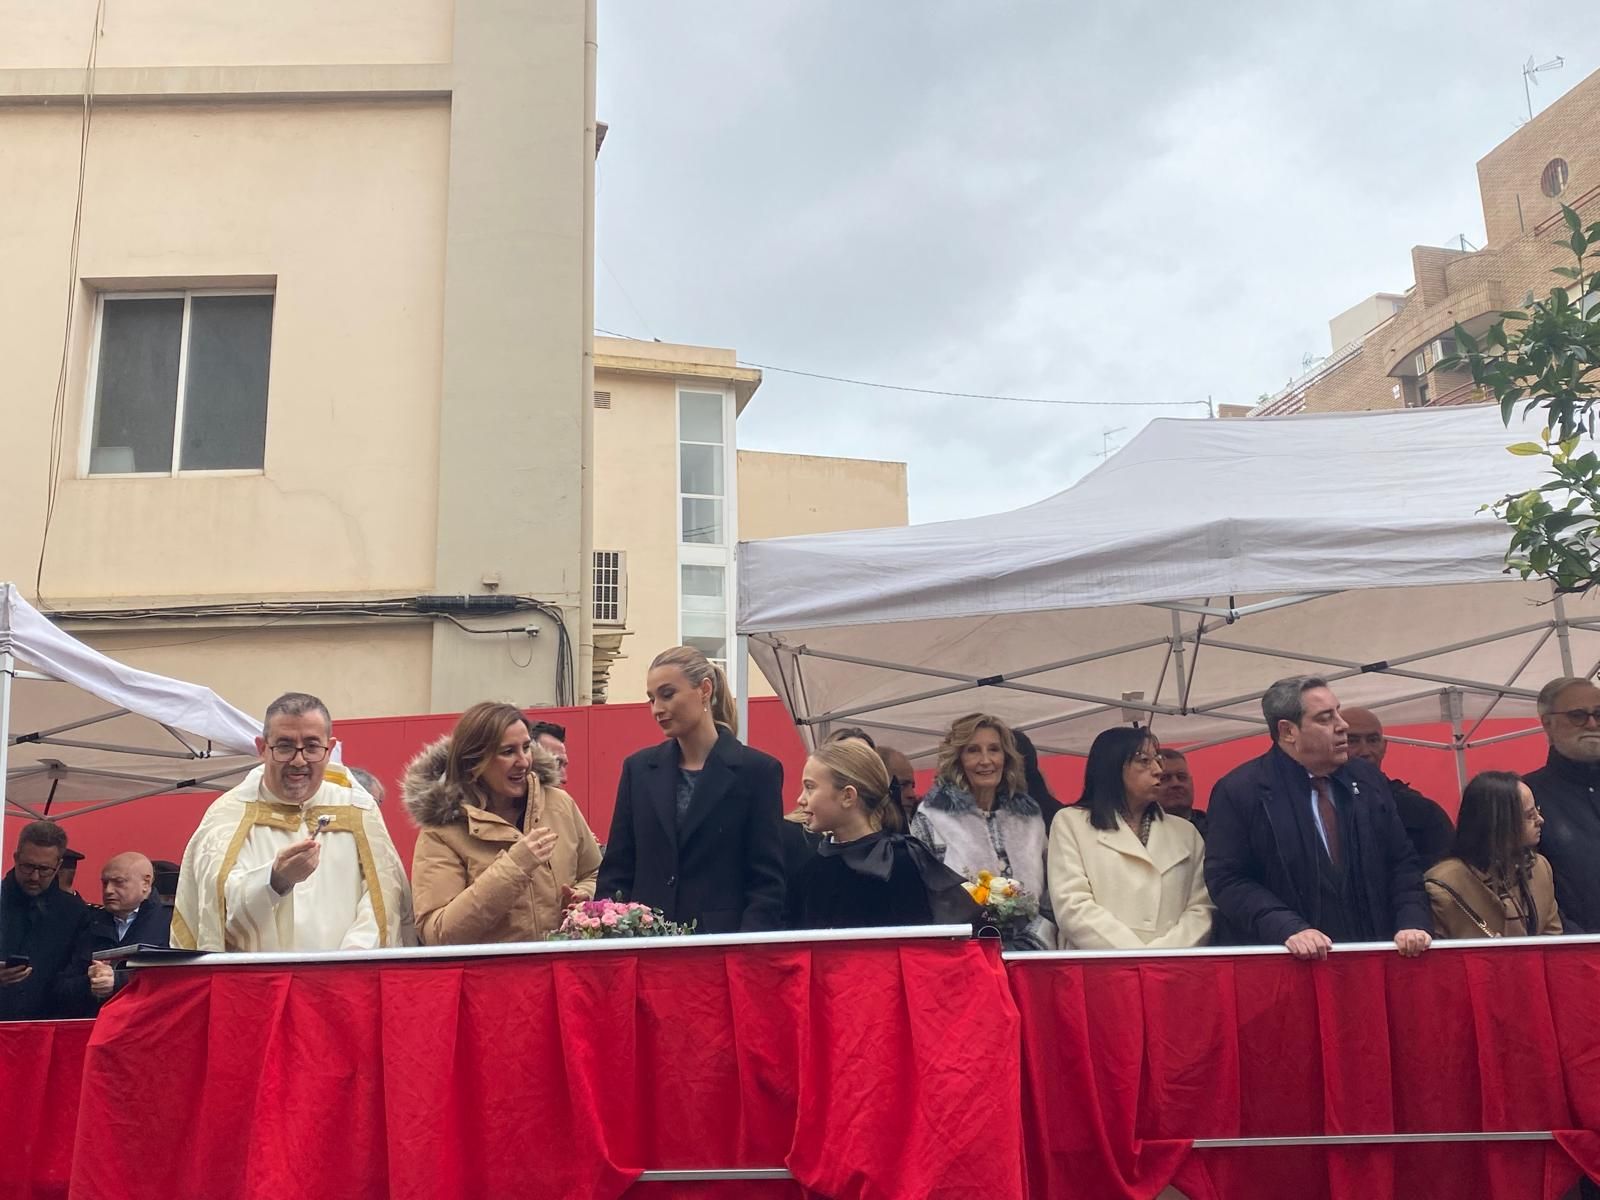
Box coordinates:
[596,728,786,933]
[86,894,172,955]
[1204,745,1432,945]
[80,893,172,1006]
[0,873,93,1020]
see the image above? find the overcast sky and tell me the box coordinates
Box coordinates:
[595,2,1600,525]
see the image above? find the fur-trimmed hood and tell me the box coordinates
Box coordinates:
[401,734,560,828]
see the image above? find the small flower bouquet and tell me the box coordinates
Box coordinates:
[963,870,1040,937]
[548,898,695,940]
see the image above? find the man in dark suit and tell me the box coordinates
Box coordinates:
[1342,708,1455,870]
[1204,675,1433,961]
[86,852,171,1004]
[0,821,93,1019]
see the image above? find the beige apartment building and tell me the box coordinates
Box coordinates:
[0,3,906,720]
[1250,66,1600,418]
[1,1,599,720]
[591,337,909,703]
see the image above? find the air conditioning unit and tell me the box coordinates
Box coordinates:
[592,550,628,625]
[1429,336,1458,365]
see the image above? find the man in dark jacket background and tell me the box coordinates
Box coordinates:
[1342,708,1455,870]
[85,852,172,1004]
[1204,676,1433,961]
[1524,675,1600,933]
[0,821,93,1020]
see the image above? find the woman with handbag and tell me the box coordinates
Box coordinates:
[1425,771,1562,938]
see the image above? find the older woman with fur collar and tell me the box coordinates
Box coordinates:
[403,701,602,945]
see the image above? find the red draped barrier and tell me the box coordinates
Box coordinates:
[0,1020,93,1200]
[1,940,1596,1198]
[1010,942,1600,1199]
[67,937,1020,1200]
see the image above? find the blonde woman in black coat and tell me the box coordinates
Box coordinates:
[597,646,786,932]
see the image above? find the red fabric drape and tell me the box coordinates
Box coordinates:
[1012,944,1600,1200]
[67,940,1020,1200]
[0,1020,93,1200]
[2,941,1597,1197]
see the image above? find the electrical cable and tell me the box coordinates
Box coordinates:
[596,327,1208,410]
[49,594,579,706]
[36,0,105,607]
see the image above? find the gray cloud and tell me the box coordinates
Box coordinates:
[597,1,1600,522]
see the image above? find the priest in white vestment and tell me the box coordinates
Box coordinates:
[172,693,414,952]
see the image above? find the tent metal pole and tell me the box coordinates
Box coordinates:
[1194,638,1538,701]
[797,636,1173,685]
[15,706,134,741]
[28,737,207,760]
[1381,737,1454,750]
[1463,725,1546,750]
[1442,689,1467,797]
[0,649,13,932]
[1553,589,1575,675]
[734,635,750,744]
[1191,684,1457,720]
[1461,626,1555,743]
[1169,610,1190,714]
[1141,591,1336,620]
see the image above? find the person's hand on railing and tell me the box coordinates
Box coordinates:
[1394,928,1432,958]
[1284,928,1332,960]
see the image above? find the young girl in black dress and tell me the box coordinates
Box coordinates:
[787,738,975,930]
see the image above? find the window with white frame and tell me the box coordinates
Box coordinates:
[593,549,627,625]
[679,390,726,545]
[677,387,735,668]
[86,289,274,475]
[680,562,727,665]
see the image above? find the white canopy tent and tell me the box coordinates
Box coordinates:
[737,404,1600,791]
[0,582,260,825]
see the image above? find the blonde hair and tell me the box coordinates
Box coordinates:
[445,702,557,809]
[812,739,903,833]
[650,645,738,736]
[935,712,1028,798]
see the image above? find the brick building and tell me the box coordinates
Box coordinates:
[1250,66,1600,418]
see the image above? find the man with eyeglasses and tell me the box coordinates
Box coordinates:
[0,821,94,1019]
[1524,676,1600,933]
[172,692,413,952]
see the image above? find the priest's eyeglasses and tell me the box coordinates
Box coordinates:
[1559,708,1600,727]
[268,742,329,763]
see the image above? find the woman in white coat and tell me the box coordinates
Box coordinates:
[1048,726,1213,949]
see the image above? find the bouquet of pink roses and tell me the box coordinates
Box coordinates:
[548,897,695,940]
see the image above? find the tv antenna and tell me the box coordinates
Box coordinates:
[1523,55,1563,121]
[1097,425,1126,460]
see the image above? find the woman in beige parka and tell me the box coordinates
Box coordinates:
[404,701,601,945]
